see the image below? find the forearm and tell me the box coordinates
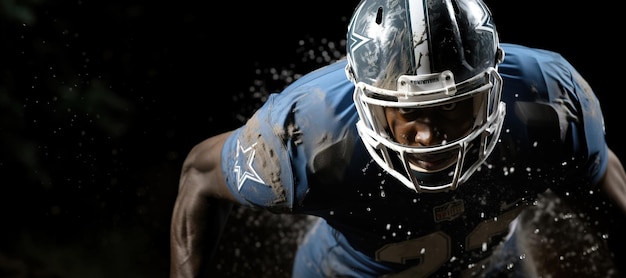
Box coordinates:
[600,149,626,215]
[170,191,233,278]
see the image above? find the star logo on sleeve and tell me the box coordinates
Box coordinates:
[234,139,266,191]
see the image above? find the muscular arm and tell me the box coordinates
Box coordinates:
[591,148,626,273]
[598,148,626,215]
[170,131,239,278]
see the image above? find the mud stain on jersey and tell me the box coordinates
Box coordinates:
[285,104,303,146]
[242,114,287,206]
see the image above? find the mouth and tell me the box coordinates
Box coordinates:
[407,152,457,172]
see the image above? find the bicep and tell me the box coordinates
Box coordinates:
[170,131,238,276]
[180,131,237,203]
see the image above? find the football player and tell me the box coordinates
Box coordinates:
[170,0,626,276]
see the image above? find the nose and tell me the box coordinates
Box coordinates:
[413,123,439,146]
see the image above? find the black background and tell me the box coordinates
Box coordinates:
[0,1,621,277]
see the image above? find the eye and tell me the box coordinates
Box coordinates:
[398,107,419,115]
[440,103,457,111]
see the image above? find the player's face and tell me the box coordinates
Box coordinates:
[383,96,477,171]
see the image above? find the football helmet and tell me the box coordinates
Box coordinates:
[345,0,506,192]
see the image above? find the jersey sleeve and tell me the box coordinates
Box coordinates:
[498,43,609,185]
[220,60,358,213]
[220,93,296,212]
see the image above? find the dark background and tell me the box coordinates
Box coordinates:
[0,1,621,277]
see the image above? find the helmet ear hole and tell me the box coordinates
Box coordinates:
[496,47,505,64]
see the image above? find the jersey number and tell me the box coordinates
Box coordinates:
[375,207,523,277]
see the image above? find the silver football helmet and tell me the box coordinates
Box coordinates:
[345,0,506,192]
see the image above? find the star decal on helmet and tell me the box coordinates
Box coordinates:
[348,30,371,61]
[346,2,371,71]
[474,0,498,48]
[234,139,265,190]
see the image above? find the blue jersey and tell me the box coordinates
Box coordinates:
[220,43,608,275]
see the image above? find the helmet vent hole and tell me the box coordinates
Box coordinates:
[376,7,383,24]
